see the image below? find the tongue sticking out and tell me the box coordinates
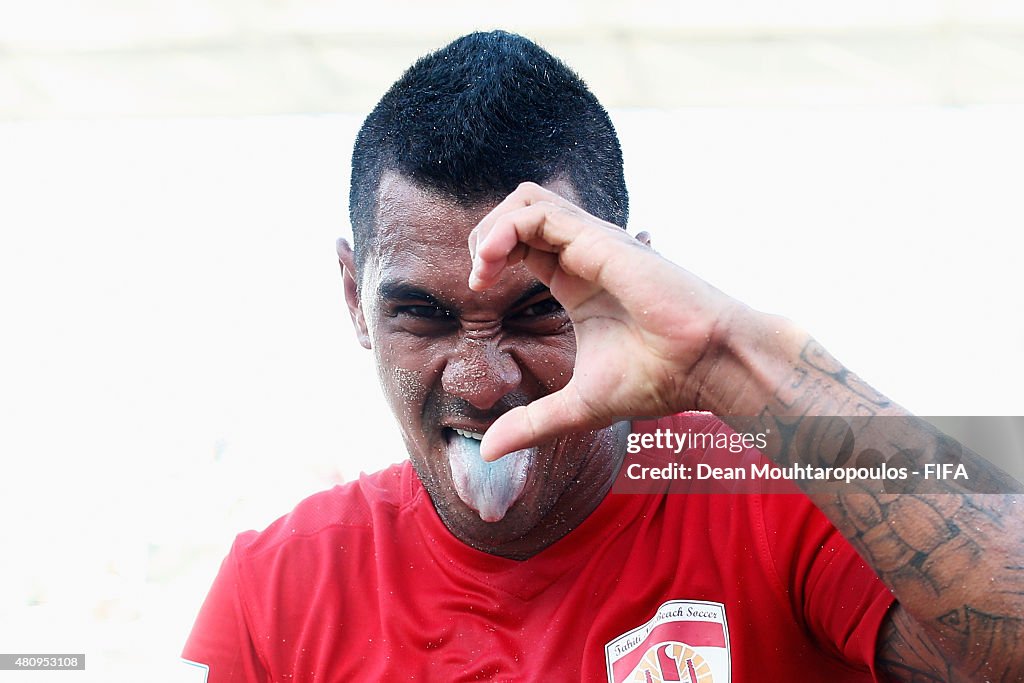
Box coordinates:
[447,432,533,522]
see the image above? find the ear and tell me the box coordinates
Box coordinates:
[336,238,372,349]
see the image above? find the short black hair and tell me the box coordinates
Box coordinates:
[349,30,628,272]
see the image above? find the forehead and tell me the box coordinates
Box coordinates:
[373,172,485,260]
[365,173,576,301]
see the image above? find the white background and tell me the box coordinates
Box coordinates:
[1,2,1023,679]
[1,107,1022,681]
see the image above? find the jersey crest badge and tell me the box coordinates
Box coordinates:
[605,600,731,683]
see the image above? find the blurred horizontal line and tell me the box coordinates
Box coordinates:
[2,24,1024,56]
[2,27,1023,119]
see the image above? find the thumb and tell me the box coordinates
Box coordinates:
[480,385,606,461]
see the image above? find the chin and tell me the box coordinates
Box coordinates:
[440,489,542,545]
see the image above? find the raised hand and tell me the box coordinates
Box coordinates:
[468,182,740,460]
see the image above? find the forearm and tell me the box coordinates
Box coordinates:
[692,307,1024,681]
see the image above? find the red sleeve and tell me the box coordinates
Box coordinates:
[759,493,896,678]
[182,532,270,683]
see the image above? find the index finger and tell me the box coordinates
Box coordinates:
[468,181,578,262]
[469,202,577,290]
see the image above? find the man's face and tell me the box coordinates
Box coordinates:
[341,172,624,555]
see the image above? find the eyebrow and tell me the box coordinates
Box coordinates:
[510,281,553,308]
[376,279,552,309]
[378,281,440,304]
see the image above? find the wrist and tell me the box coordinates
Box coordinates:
[687,305,808,417]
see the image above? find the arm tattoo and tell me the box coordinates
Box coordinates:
[736,338,1024,681]
[877,605,948,682]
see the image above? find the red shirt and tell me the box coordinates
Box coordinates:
[183,414,894,681]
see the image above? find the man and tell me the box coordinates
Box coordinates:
[183,31,1023,681]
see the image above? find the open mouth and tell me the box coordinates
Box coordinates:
[443,427,534,523]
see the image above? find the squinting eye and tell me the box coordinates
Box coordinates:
[518,299,564,318]
[398,305,450,319]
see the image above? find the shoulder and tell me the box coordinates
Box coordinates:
[220,462,421,633]
[231,461,416,564]
[183,463,421,676]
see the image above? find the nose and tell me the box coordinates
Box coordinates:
[441,337,522,411]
